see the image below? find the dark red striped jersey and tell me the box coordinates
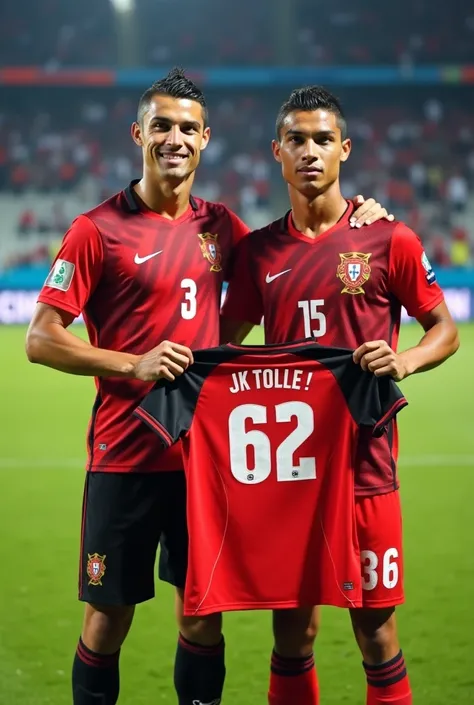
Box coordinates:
[37,181,249,472]
[222,202,444,495]
[134,340,407,616]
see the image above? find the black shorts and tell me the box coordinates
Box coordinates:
[79,471,188,606]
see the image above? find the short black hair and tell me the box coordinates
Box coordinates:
[137,67,208,126]
[276,86,347,140]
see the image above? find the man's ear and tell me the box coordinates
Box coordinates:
[340,137,351,163]
[131,121,143,147]
[272,139,282,163]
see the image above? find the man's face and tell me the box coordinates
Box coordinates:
[273,109,351,196]
[132,95,210,181]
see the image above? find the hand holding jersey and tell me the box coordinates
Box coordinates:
[353,340,409,381]
[132,340,194,382]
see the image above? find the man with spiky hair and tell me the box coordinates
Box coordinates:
[222,85,459,705]
[26,68,392,705]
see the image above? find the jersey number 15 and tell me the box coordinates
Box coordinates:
[298,299,326,338]
[228,401,316,485]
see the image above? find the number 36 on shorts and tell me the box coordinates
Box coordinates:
[361,548,399,591]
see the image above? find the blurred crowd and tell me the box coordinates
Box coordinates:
[1,0,474,68]
[294,0,474,67]
[0,85,473,270]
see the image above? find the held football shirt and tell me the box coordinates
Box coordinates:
[135,340,408,616]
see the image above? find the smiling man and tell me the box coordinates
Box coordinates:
[25,68,250,705]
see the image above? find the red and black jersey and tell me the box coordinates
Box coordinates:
[135,340,407,616]
[222,202,444,494]
[37,180,249,472]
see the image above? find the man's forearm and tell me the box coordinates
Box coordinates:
[26,323,139,378]
[398,321,459,376]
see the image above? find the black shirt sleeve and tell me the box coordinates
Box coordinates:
[301,344,408,437]
[134,346,238,445]
[134,379,188,447]
[133,367,207,446]
[358,374,408,437]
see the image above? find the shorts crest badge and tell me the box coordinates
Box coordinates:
[87,553,106,586]
[198,233,222,272]
[336,252,372,295]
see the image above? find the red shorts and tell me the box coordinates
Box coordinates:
[355,490,404,608]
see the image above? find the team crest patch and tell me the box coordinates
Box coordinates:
[44,259,75,292]
[87,553,106,586]
[198,233,222,272]
[336,252,372,295]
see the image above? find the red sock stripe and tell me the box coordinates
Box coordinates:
[367,661,406,683]
[364,651,407,688]
[77,640,119,669]
[271,651,315,676]
[178,633,224,656]
[364,651,403,675]
[367,663,407,687]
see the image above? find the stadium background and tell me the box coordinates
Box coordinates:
[0,1,473,703]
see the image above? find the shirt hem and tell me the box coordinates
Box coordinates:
[37,294,81,317]
[87,464,183,473]
[184,596,362,615]
[407,291,444,318]
[361,594,405,607]
[355,481,399,497]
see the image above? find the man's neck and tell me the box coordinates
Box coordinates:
[134,170,195,220]
[289,183,348,238]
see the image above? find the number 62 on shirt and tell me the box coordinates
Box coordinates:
[228,401,316,484]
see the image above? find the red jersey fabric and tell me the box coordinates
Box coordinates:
[135,340,407,616]
[221,203,444,494]
[37,181,249,472]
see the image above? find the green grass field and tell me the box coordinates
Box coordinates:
[0,324,473,705]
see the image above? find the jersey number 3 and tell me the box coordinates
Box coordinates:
[228,402,316,484]
[181,278,197,320]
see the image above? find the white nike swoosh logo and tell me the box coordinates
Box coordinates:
[265,268,292,283]
[134,250,163,265]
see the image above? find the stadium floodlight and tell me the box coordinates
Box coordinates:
[109,0,135,13]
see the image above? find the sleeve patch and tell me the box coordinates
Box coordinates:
[44,259,76,292]
[421,251,437,285]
